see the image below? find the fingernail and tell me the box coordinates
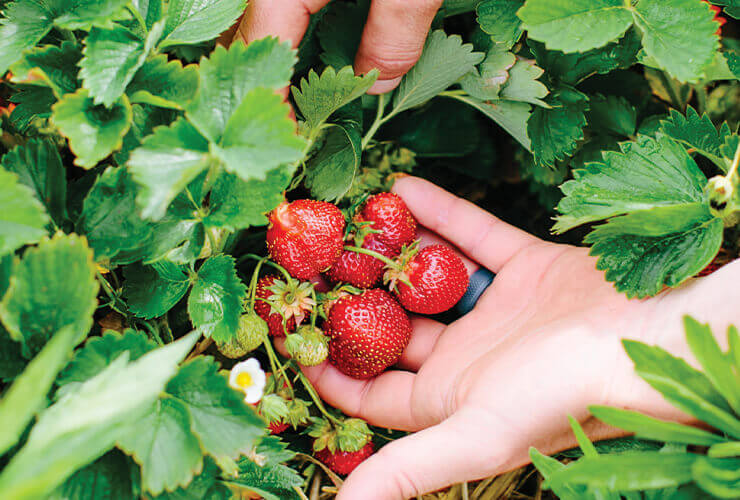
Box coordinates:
[368,76,402,95]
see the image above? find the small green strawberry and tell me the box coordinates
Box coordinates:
[285,325,329,366]
[237,311,269,351]
[217,339,248,359]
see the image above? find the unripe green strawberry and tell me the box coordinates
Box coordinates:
[285,325,329,366]
[237,311,269,352]
[217,339,248,359]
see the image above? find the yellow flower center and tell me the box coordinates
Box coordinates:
[236,372,253,389]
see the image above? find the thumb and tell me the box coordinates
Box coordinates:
[336,409,504,500]
[354,0,443,94]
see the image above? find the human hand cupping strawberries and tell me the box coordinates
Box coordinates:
[261,176,739,499]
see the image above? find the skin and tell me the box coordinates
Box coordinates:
[224,0,445,94]
[231,7,739,498]
[273,176,740,499]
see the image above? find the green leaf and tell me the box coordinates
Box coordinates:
[587,95,637,138]
[0,167,50,256]
[132,0,163,30]
[188,255,247,343]
[708,441,740,459]
[0,325,25,381]
[165,356,265,462]
[586,205,723,298]
[624,339,740,439]
[52,0,130,31]
[161,0,246,48]
[128,118,210,220]
[528,87,588,167]
[50,450,139,500]
[692,456,740,499]
[152,457,232,500]
[206,165,295,232]
[0,331,198,500]
[529,30,641,85]
[118,397,203,494]
[449,95,531,150]
[476,0,524,48]
[123,261,191,319]
[529,448,586,500]
[391,30,484,116]
[214,88,306,182]
[518,0,633,53]
[10,41,82,98]
[0,233,98,357]
[0,1,56,76]
[555,134,708,233]
[498,58,548,107]
[2,138,66,228]
[52,89,133,169]
[684,316,740,415]
[115,103,178,165]
[0,324,80,457]
[660,107,733,172]
[57,329,156,391]
[232,460,302,500]
[186,39,296,143]
[632,0,720,82]
[127,54,198,110]
[460,44,516,101]
[8,85,56,132]
[589,405,726,446]
[317,0,369,68]
[304,103,362,202]
[80,21,164,107]
[78,166,153,260]
[548,452,698,491]
[292,66,378,131]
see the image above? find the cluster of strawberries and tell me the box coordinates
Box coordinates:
[238,192,468,475]
[260,192,468,379]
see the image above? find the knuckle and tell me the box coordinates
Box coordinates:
[359,49,421,77]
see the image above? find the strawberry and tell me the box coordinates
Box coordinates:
[254,275,315,336]
[359,192,416,253]
[266,200,346,280]
[315,442,375,475]
[387,244,469,314]
[326,233,396,288]
[237,312,269,351]
[325,289,411,379]
[256,376,310,435]
[216,339,249,359]
[310,417,374,475]
[285,325,329,366]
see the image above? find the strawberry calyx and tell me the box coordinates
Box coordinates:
[318,285,362,318]
[382,239,422,292]
[308,417,373,454]
[263,278,316,329]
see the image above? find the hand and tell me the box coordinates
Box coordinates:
[226,0,443,94]
[277,176,740,499]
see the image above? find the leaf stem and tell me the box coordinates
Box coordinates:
[727,142,740,182]
[361,94,387,150]
[343,245,397,268]
[298,371,342,425]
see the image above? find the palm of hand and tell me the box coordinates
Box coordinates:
[280,177,730,500]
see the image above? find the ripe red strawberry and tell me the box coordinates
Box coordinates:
[359,192,416,253]
[326,233,396,288]
[266,200,345,280]
[315,441,374,475]
[254,275,315,336]
[268,421,290,435]
[325,289,411,379]
[388,244,469,314]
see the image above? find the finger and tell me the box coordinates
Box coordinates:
[355,0,443,94]
[234,0,330,47]
[275,336,420,430]
[337,408,502,499]
[396,316,445,371]
[393,176,542,273]
[416,227,478,276]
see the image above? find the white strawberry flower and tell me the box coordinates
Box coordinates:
[228,358,267,404]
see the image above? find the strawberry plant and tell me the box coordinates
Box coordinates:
[0,0,737,498]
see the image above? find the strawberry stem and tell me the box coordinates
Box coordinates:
[297,371,342,425]
[262,336,294,395]
[343,245,398,268]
